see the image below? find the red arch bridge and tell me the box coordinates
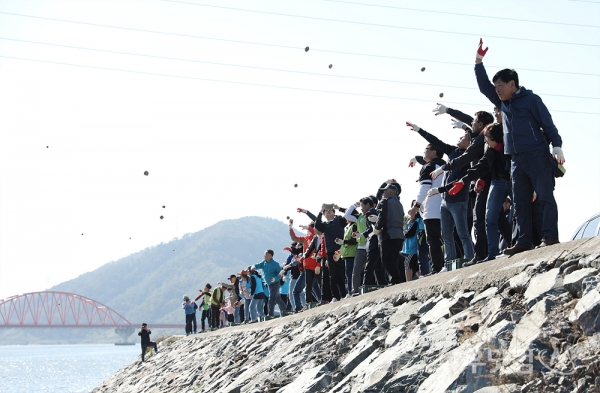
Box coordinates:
[0,291,182,343]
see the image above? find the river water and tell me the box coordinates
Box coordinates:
[0,344,140,393]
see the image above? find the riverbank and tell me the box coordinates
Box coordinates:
[93,237,600,393]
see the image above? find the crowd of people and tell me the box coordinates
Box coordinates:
[176,39,566,332]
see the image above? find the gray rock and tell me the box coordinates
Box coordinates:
[581,275,600,297]
[569,287,600,335]
[473,384,519,393]
[500,299,550,376]
[338,336,376,375]
[508,267,534,293]
[523,269,562,308]
[470,287,498,306]
[418,320,515,393]
[558,259,580,274]
[418,295,443,314]
[563,268,598,297]
[579,253,600,268]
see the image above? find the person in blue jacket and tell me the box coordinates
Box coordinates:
[253,249,288,318]
[248,268,266,323]
[474,38,565,255]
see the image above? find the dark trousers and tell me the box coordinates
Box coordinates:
[201,309,210,331]
[364,245,387,285]
[424,219,444,273]
[327,252,346,300]
[380,238,404,284]
[512,149,559,246]
[185,314,196,334]
[417,230,431,275]
[141,342,157,362]
[320,259,332,302]
[210,305,220,329]
[473,185,489,259]
[305,269,321,303]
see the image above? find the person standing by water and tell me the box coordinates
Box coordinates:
[138,323,158,363]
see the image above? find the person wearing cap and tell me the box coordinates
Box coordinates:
[356,195,387,287]
[138,323,158,362]
[182,295,197,335]
[253,249,288,318]
[374,183,406,284]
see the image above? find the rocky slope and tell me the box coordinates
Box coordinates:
[93,237,600,393]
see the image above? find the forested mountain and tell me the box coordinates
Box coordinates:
[51,216,293,325]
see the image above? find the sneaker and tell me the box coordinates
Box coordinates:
[439,267,447,273]
[344,294,352,299]
[320,300,330,305]
[331,298,339,303]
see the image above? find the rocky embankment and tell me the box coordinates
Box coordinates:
[94,237,600,393]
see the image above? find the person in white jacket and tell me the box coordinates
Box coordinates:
[407,141,446,274]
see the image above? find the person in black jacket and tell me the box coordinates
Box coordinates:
[138,323,158,362]
[431,105,494,263]
[407,124,474,263]
[374,184,406,285]
[444,124,512,265]
[315,206,347,301]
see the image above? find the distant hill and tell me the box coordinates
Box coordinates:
[51,216,294,326]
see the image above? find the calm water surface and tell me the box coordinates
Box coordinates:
[0,344,140,393]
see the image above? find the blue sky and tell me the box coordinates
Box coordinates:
[0,0,598,299]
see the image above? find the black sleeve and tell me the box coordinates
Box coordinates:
[418,164,436,183]
[338,207,347,213]
[461,148,494,184]
[447,108,474,125]
[417,129,455,155]
[338,216,347,227]
[148,330,151,335]
[138,331,142,336]
[443,135,485,171]
[415,156,427,166]
[305,210,317,222]
[375,182,387,201]
[343,227,358,245]
[250,276,256,295]
[306,237,317,256]
[375,199,388,230]
[314,212,325,232]
[404,221,418,238]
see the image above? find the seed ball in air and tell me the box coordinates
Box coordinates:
[329,64,332,69]
[160,216,164,219]
[286,216,290,220]
[305,46,309,52]
[46,146,49,148]
[294,184,298,188]
[162,205,165,208]
[144,171,149,176]
[421,67,426,72]
[439,93,444,98]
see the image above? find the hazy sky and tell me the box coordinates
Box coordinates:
[0,0,598,300]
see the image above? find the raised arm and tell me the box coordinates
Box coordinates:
[406,123,455,156]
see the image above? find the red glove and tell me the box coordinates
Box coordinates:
[477,38,488,59]
[283,247,292,252]
[474,179,486,193]
[448,182,464,196]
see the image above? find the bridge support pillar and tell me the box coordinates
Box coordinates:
[114,326,135,345]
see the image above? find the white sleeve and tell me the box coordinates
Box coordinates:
[343,204,358,222]
[415,180,432,205]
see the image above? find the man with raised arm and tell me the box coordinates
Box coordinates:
[474,38,564,254]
